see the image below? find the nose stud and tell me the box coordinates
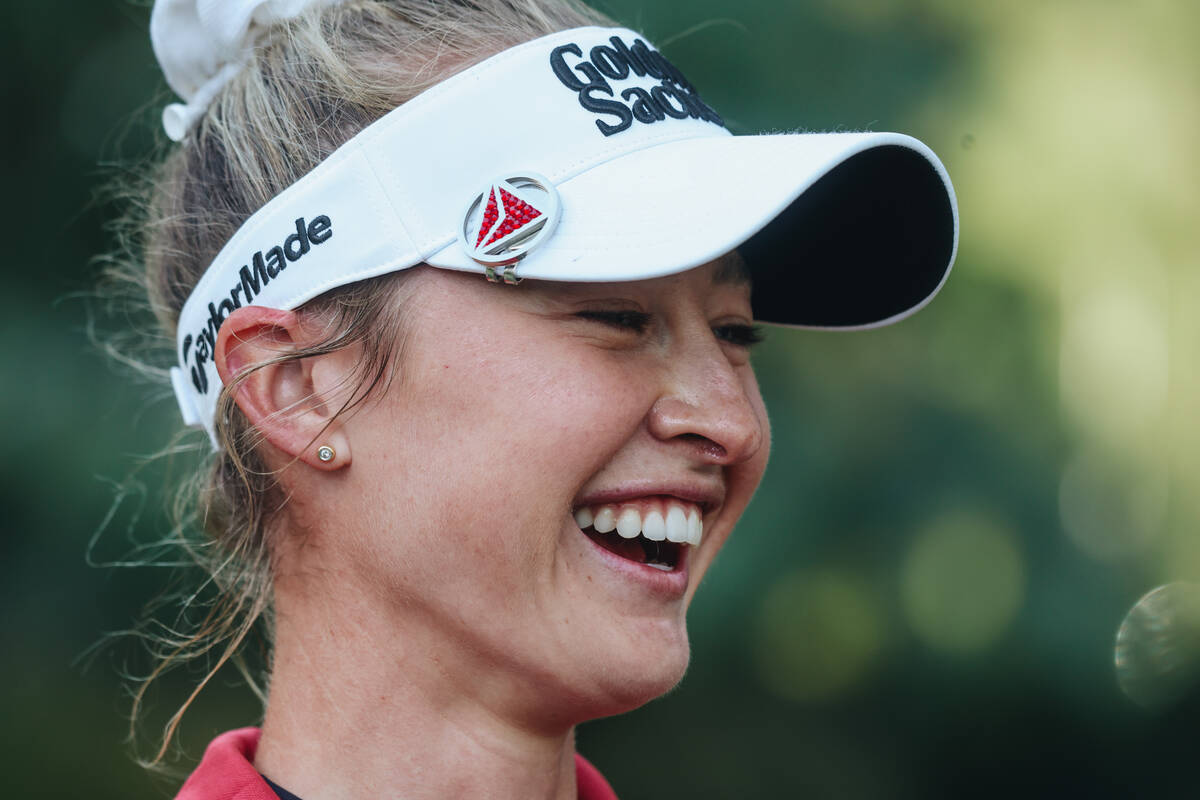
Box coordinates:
[317,445,336,463]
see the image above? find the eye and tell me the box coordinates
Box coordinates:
[574,309,651,333]
[714,323,765,348]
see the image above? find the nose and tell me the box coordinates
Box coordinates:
[646,339,766,467]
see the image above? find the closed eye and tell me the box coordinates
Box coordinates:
[574,309,651,333]
[714,323,765,348]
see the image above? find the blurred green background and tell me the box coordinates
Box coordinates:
[3,0,1199,797]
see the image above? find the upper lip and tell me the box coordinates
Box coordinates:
[572,482,725,515]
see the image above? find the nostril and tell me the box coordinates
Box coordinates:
[648,394,762,464]
[678,433,727,462]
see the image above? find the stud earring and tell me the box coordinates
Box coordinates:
[317,445,336,463]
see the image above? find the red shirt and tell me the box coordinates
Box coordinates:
[175,728,618,800]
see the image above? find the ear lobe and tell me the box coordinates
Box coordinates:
[214,306,352,469]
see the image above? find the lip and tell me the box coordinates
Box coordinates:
[578,521,691,598]
[571,482,720,600]
[572,481,725,516]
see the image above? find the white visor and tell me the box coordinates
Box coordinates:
[171,26,959,444]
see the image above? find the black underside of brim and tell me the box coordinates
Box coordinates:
[740,144,955,328]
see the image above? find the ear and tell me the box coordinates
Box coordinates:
[213,306,351,470]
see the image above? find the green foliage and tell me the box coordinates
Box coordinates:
[3,0,1198,796]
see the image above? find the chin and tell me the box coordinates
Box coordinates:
[580,618,693,718]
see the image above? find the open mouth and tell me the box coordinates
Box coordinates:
[573,501,702,572]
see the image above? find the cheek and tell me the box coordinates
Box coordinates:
[436,357,637,476]
[347,337,647,570]
[739,368,772,486]
[753,384,772,473]
[688,375,770,586]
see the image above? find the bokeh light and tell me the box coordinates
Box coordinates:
[1115,583,1200,710]
[752,567,885,702]
[900,511,1024,655]
[1059,281,1168,450]
[1059,446,1166,561]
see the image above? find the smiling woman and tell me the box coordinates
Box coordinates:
[104,1,956,798]
[249,262,769,742]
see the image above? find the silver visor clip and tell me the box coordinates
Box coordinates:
[458,173,561,285]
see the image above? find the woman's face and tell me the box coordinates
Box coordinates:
[315,257,769,723]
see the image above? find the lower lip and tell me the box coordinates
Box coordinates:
[578,526,690,598]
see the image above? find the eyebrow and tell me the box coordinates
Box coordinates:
[712,251,753,288]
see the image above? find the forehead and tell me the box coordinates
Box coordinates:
[711,250,752,288]
[534,251,752,298]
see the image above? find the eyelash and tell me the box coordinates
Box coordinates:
[576,311,765,348]
[576,309,651,332]
[714,323,766,348]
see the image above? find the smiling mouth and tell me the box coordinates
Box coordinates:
[573,501,703,572]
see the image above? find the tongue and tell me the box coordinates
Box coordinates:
[584,527,647,563]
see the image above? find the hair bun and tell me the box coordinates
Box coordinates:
[151,0,346,140]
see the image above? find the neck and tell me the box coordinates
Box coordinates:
[255,584,580,800]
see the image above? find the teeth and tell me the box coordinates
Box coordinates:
[665,505,689,543]
[593,506,616,534]
[642,510,666,542]
[616,507,642,539]
[574,507,594,529]
[575,500,704,547]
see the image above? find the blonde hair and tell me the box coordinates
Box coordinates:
[102,0,610,768]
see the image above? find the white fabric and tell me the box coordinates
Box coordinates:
[151,0,345,140]
[166,26,958,446]
[426,132,955,292]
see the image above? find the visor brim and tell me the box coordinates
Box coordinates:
[425,131,958,329]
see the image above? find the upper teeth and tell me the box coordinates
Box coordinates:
[574,503,703,546]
